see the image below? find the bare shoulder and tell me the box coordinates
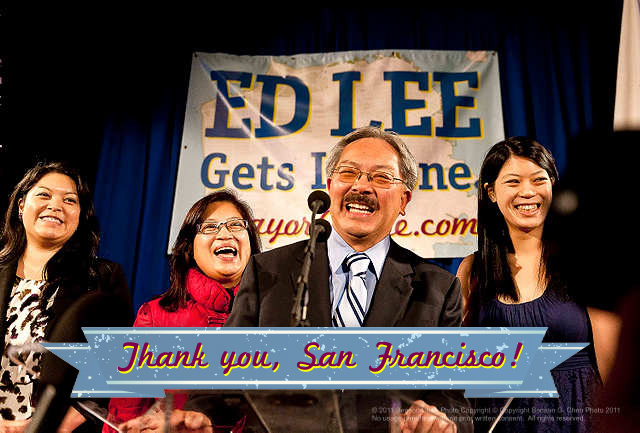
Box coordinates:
[456,253,476,299]
[456,254,475,277]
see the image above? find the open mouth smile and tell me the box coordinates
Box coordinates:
[345,202,375,215]
[514,203,541,213]
[214,246,238,257]
[39,215,63,224]
[343,192,378,216]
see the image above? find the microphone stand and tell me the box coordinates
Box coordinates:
[290,203,327,327]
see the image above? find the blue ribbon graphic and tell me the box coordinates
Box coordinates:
[41,327,586,398]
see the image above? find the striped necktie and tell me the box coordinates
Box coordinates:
[333,252,372,327]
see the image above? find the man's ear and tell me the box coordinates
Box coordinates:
[399,190,412,216]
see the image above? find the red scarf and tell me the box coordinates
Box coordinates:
[186,267,239,314]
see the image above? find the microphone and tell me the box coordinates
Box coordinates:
[307,190,331,214]
[291,191,332,326]
[314,218,332,242]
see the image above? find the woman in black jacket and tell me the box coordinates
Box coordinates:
[0,162,133,432]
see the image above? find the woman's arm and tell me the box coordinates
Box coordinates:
[455,254,475,316]
[587,306,622,382]
[132,302,154,327]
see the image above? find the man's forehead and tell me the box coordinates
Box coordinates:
[337,138,401,171]
[337,159,397,172]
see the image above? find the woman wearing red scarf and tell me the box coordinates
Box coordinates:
[105,189,261,432]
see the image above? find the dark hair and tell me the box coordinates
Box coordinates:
[160,189,261,311]
[466,137,559,323]
[0,161,100,304]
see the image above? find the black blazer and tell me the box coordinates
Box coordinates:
[226,238,463,328]
[189,238,472,433]
[0,257,133,343]
[0,257,133,429]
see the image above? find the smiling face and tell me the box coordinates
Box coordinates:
[486,155,553,236]
[193,200,251,288]
[327,137,411,251]
[18,172,81,250]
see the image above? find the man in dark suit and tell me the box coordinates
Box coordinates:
[222,126,470,433]
[131,127,471,432]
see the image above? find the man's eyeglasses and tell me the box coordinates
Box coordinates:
[197,219,248,235]
[332,166,406,189]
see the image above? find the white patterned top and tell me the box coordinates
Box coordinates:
[0,277,58,420]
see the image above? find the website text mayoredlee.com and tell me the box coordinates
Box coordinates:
[255,215,476,244]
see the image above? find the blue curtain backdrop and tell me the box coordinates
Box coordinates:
[91,6,622,311]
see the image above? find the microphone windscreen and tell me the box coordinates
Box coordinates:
[307,190,331,214]
[314,218,332,242]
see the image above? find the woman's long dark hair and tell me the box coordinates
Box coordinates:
[466,137,559,325]
[0,162,100,305]
[159,189,262,312]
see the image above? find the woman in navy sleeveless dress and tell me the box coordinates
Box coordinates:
[457,138,602,433]
[473,277,601,432]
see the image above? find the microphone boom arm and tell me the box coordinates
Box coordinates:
[291,191,331,326]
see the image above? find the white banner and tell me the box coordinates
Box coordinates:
[171,50,504,258]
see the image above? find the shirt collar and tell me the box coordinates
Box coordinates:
[327,228,390,278]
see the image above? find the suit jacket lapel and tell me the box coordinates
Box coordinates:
[290,240,331,327]
[44,282,78,337]
[364,240,414,327]
[0,257,85,340]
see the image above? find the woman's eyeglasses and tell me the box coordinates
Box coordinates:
[196,219,248,235]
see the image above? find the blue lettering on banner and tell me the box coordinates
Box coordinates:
[311,152,327,189]
[433,72,481,138]
[201,152,474,192]
[449,162,473,190]
[201,153,294,191]
[254,75,311,138]
[418,162,474,191]
[205,71,253,138]
[233,164,254,190]
[330,71,361,136]
[256,157,274,191]
[419,162,445,191]
[200,153,229,188]
[204,71,310,139]
[276,163,294,191]
[203,70,483,140]
[383,71,431,136]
